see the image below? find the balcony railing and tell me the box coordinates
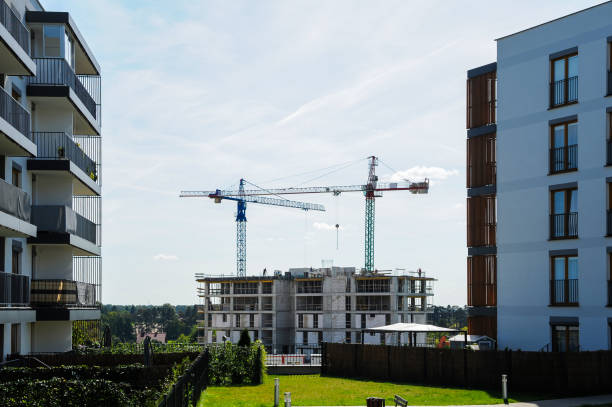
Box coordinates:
[0,1,30,54]
[550,278,578,306]
[207,304,230,311]
[550,144,577,173]
[608,280,612,307]
[0,83,31,137]
[405,305,433,312]
[0,272,29,307]
[31,205,97,244]
[261,302,273,311]
[608,70,612,96]
[31,132,98,181]
[355,304,390,311]
[297,286,322,294]
[0,178,31,222]
[608,139,612,166]
[550,212,578,239]
[30,279,97,307]
[550,76,578,107]
[233,303,258,311]
[28,58,97,119]
[296,304,322,311]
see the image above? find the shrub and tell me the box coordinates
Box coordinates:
[207,342,265,385]
[238,329,251,347]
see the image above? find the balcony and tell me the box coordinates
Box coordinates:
[405,305,433,312]
[29,205,99,256]
[233,303,258,311]
[550,279,578,306]
[27,58,100,134]
[607,210,612,237]
[30,279,97,308]
[550,145,577,174]
[550,212,578,239]
[0,178,36,237]
[0,1,35,75]
[608,139,612,166]
[0,85,35,157]
[550,76,578,108]
[296,304,322,311]
[28,132,100,195]
[608,281,612,307]
[0,272,29,307]
[608,70,612,97]
[208,304,230,311]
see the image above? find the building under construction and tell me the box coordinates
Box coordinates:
[196,267,435,353]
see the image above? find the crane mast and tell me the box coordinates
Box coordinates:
[364,156,379,272]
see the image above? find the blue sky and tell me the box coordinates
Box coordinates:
[43,0,603,305]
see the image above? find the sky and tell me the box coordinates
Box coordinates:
[43,0,604,306]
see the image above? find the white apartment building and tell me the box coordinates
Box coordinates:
[0,0,102,358]
[196,267,435,353]
[466,1,612,352]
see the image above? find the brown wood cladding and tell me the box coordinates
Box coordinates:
[468,315,497,340]
[467,255,496,307]
[467,195,496,247]
[467,71,496,129]
[467,133,496,188]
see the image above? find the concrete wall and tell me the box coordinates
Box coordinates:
[496,2,612,350]
[31,321,72,353]
[34,245,72,280]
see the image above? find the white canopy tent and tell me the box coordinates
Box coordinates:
[362,323,466,346]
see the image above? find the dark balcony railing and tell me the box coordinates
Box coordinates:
[550,76,578,107]
[207,304,230,311]
[0,272,30,307]
[28,58,97,119]
[608,70,612,96]
[550,212,578,239]
[0,178,31,222]
[550,144,577,173]
[608,210,612,236]
[550,278,578,305]
[31,205,97,245]
[296,304,323,311]
[608,280,612,306]
[607,139,612,166]
[30,279,97,307]
[31,132,98,181]
[0,1,30,54]
[0,83,31,138]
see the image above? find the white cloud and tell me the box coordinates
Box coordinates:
[153,254,179,261]
[388,166,459,183]
[313,222,342,231]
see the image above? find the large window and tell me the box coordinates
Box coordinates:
[297,280,322,294]
[550,255,578,306]
[552,324,579,352]
[550,121,577,173]
[550,53,578,107]
[233,283,258,295]
[356,278,390,293]
[550,188,578,239]
[43,25,61,57]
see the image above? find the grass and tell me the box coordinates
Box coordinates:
[197,374,550,407]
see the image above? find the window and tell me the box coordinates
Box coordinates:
[235,315,240,328]
[318,331,323,344]
[64,29,74,67]
[552,324,579,352]
[397,296,403,311]
[222,313,227,323]
[551,255,578,305]
[0,155,5,180]
[10,324,20,355]
[345,296,351,311]
[249,314,254,328]
[550,53,578,107]
[11,247,19,275]
[313,314,318,329]
[385,314,391,325]
[345,313,351,329]
[550,121,577,173]
[550,188,578,239]
[262,282,272,294]
[300,331,306,344]
[297,280,322,293]
[11,166,20,188]
[43,25,61,57]
[608,254,612,307]
[0,325,3,362]
[233,283,257,294]
[296,296,322,311]
[608,113,612,166]
[357,278,390,293]
[608,184,612,236]
[345,331,351,344]
[208,313,212,326]
[298,314,304,329]
[361,314,366,329]
[607,42,612,96]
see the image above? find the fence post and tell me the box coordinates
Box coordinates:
[274,378,280,407]
[463,347,468,387]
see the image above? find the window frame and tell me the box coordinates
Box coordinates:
[550,52,578,107]
[550,255,579,306]
[550,187,578,239]
[551,323,579,352]
[550,120,578,174]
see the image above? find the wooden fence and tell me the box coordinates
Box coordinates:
[321,343,612,395]
[158,349,210,407]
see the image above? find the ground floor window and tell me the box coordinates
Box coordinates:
[552,324,579,352]
[10,323,20,355]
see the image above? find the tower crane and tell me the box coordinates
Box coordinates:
[180,178,325,277]
[181,156,429,274]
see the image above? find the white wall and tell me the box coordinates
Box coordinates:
[34,174,73,206]
[497,2,612,351]
[31,321,72,353]
[34,245,72,280]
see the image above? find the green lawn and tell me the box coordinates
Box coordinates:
[198,374,549,407]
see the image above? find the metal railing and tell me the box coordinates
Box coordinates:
[31,132,98,181]
[266,350,322,366]
[405,305,433,312]
[550,144,577,173]
[550,76,578,107]
[355,304,390,311]
[31,205,97,244]
[30,279,97,307]
[158,350,209,407]
[27,58,97,119]
[296,303,322,311]
[207,304,230,311]
[261,302,273,311]
[297,285,323,294]
[233,303,258,311]
[0,178,31,222]
[0,83,30,137]
[550,278,578,306]
[0,0,30,54]
[608,280,612,307]
[550,212,578,239]
[0,272,29,307]
[608,70,612,96]
[608,139,612,166]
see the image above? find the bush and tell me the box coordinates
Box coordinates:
[207,342,265,385]
[238,329,251,347]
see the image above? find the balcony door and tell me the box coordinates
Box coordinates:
[551,188,577,238]
[551,255,578,305]
[551,121,577,173]
[551,53,578,106]
[552,324,579,352]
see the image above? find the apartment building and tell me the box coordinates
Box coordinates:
[466,2,612,351]
[0,0,102,358]
[196,267,435,353]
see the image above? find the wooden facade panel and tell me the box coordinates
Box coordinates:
[467,71,496,129]
[468,315,497,340]
[467,195,496,247]
[467,133,496,188]
[467,255,497,307]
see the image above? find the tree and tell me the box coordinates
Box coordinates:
[238,328,251,347]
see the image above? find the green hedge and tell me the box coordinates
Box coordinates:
[207,342,266,385]
[0,377,158,407]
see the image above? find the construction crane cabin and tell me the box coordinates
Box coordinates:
[180,155,429,276]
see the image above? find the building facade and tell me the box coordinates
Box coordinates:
[467,2,612,351]
[0,0,102,358]
[196,267,435,353]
